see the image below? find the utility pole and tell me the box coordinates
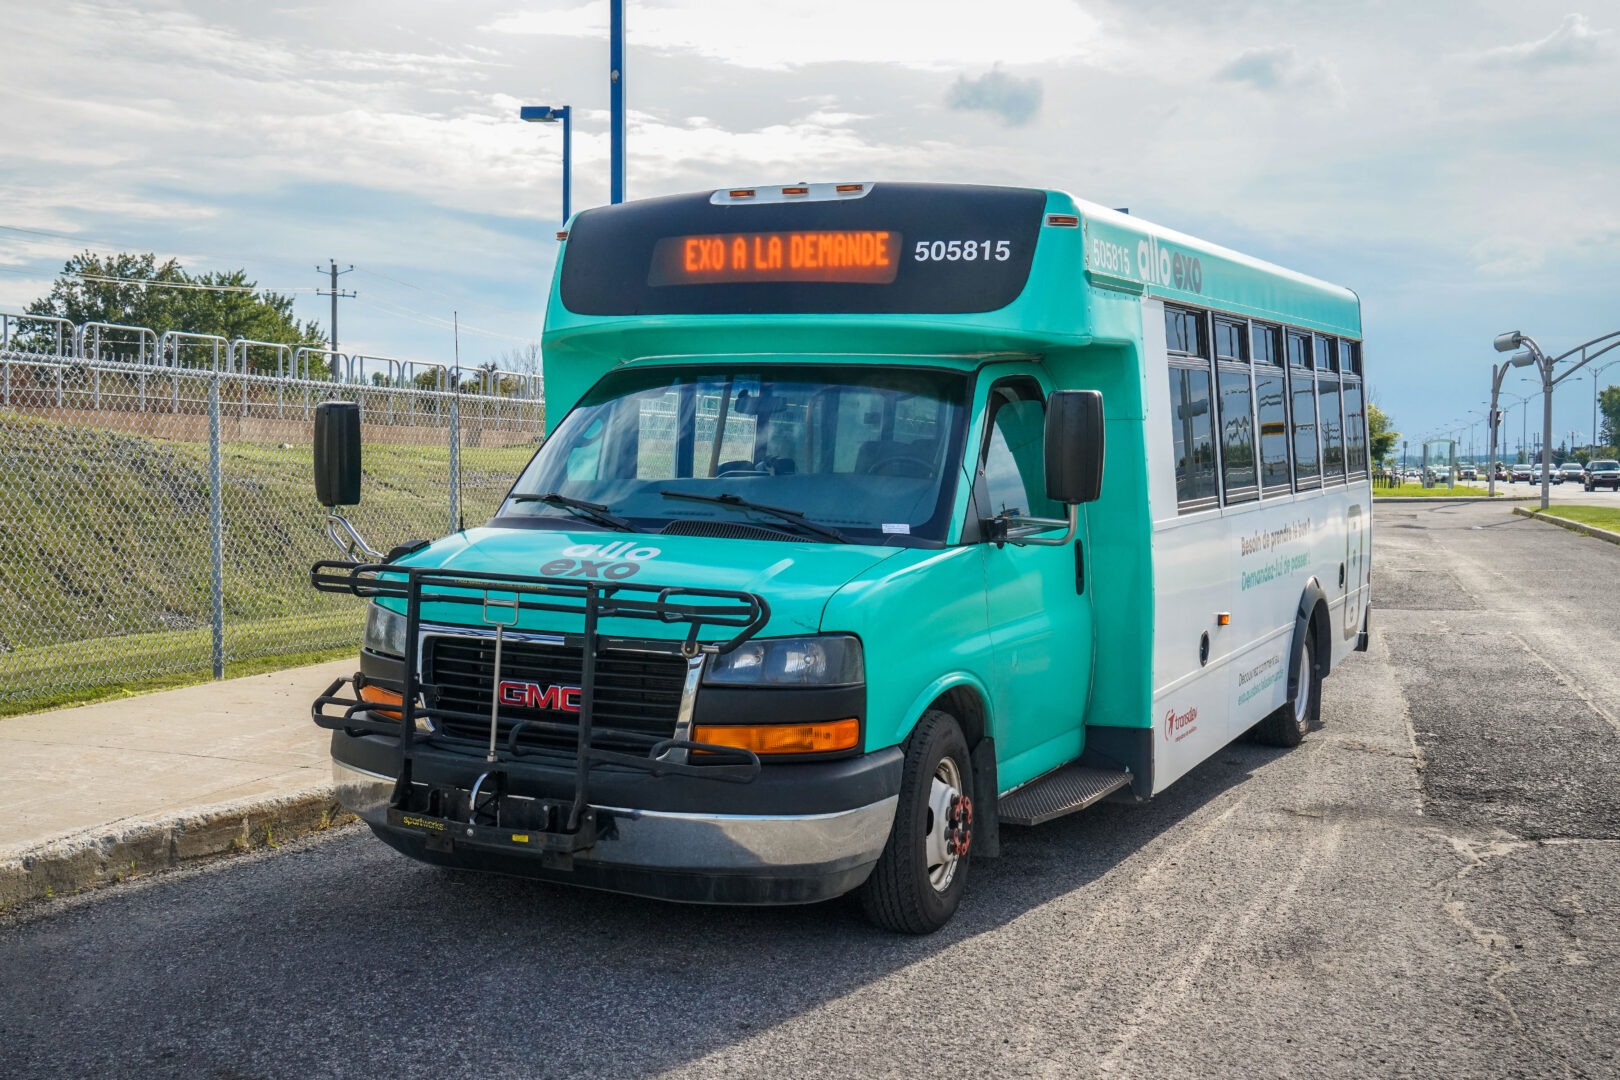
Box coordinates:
[316,260,356,360]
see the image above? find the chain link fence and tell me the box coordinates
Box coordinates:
[0,349,544,712]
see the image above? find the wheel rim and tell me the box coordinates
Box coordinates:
[1292,645,1313,729]
[924,756,970,893]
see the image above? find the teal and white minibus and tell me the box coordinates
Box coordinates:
[313,182,1371,934]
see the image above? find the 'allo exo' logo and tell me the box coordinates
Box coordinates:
[540,540,662,581]
[498,680,582,712]
[1164,706,1198,741]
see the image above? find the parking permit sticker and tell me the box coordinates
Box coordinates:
[882,523,910,534]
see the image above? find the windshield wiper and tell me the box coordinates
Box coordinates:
[508,492,638,532]
[658,490,848,544]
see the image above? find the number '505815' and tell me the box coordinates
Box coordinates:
[914,240,1011,263]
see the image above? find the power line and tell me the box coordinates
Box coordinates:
[74,273,318,294]
[353,266,538,318]
[351,293,539,344]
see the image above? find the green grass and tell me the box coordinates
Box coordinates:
[1532,505,1620,532]
[0,644,356,720]
[1373,483,1509,498]
[0,406,538,714]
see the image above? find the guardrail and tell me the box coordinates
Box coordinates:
[0,312,541,400]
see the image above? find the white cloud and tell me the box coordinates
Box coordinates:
[945,68,1043,126]
[1216,44,1343,101]
[482,0,1106,70]
[1477,13,1617,69]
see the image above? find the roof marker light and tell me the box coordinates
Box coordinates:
[782,186,809,196]
[835,183,864,193]
[556,230,568,241]
[1046,214,1079,228]
[728,188,756,199]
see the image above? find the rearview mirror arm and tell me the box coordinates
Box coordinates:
[1001,504,1078,547]
[326,510,384,562]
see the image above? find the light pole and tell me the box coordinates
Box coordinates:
[610,0,625,203]
[520,104,572,225]
[1493,328,1620,510]
[1591,357,1620,453]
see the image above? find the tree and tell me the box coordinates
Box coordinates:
[24,251,325,372]
[1600,385,1620,448]
[1367,402,1398,468]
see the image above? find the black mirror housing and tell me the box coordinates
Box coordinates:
[314,401,363,507]
[1044,390,1105,504]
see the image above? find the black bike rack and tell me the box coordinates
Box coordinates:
[310,560,772,859]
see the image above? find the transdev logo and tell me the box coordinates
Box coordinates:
[498,680,582,713]
[1164,706,1198,742]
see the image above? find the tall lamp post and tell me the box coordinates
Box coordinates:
[519,105,572,225]
[1591,357,1620,453]
[1493,328,1620,510]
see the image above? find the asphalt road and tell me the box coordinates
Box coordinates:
[3,502,1617,1080]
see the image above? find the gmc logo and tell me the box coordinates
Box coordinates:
[497,680,582,713]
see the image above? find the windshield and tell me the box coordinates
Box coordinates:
[501,364,970,546]
[1593,461,1618,469]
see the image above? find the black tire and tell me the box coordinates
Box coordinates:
[859,710,974,935]
[1254,631,1320,747]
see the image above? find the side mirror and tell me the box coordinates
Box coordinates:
[314,401,362,507]
[1044,390,1105,504]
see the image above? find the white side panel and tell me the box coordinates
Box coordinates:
[1140,298,1178,522]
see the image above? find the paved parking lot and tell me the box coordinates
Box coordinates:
[2,501,1616,1080]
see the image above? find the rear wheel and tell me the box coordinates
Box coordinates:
[859,710,973,934]
[1255,632,1320,747]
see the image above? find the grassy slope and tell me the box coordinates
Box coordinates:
[0,408,536,711]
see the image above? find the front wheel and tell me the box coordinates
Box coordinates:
[859,710,974,934]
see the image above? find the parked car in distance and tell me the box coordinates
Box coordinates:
[1557,462,1585,484]
[1585,460,1620,492]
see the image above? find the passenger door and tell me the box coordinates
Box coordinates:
[974,372,1094,786]
[1343,502,1366,639]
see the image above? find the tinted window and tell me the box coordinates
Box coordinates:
[1256,369,1291,492]
[1168,365,1217,510]
[1340,339,1360,376]
[1218,366,1257,502]
[1288,331,1312,369]
[1253,323,1281,367]
[1166,307,1207,358]
[1319,377,1345,480]
[979,381,1060,521]
[1315,335,1337,372]
[1342,381,1367,475]
[1215,318,1249,362]
[1291,368,1320,486]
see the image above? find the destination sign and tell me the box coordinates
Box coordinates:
[648,230,901,286]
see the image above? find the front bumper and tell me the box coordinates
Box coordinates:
[332,733,902,905]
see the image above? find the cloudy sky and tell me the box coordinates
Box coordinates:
[1,1,1616,453]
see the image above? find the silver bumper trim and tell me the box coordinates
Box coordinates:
[333,760,897,872]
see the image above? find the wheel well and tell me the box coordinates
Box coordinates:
[931,685,987,748]
[1308,600,1331,674]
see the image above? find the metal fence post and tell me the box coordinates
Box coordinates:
[448,391,461,533]
[208,375,225,680]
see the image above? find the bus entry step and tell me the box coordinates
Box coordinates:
[998,765,1133,826]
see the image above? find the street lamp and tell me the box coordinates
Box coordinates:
[1591,357,1620,453]
[1493,327,1620,509]
[520,104,572,225]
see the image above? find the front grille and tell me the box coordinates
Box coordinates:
[426,634,688,755]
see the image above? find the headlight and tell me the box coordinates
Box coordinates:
[705,635,864,687]
[363,602,409,658]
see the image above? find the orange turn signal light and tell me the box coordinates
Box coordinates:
[1046,214,1079,228]
[360,683,404,719]
[693,719,859,755]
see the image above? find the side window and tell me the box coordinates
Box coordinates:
[1215,318,1257,503]
[1288,332,1320,488]
[1166,307,1208,358]
[1319,376,1345,481]
[979,381,1059,521]
[1342,380,1367,475]
[1315,334,1338,372]
[1253,324,1292,494]
[1340,339,1360,376]
[1168,364,1218,512]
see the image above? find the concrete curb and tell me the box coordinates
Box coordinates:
[0,786,356,911]
[1512,507,1620,547]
